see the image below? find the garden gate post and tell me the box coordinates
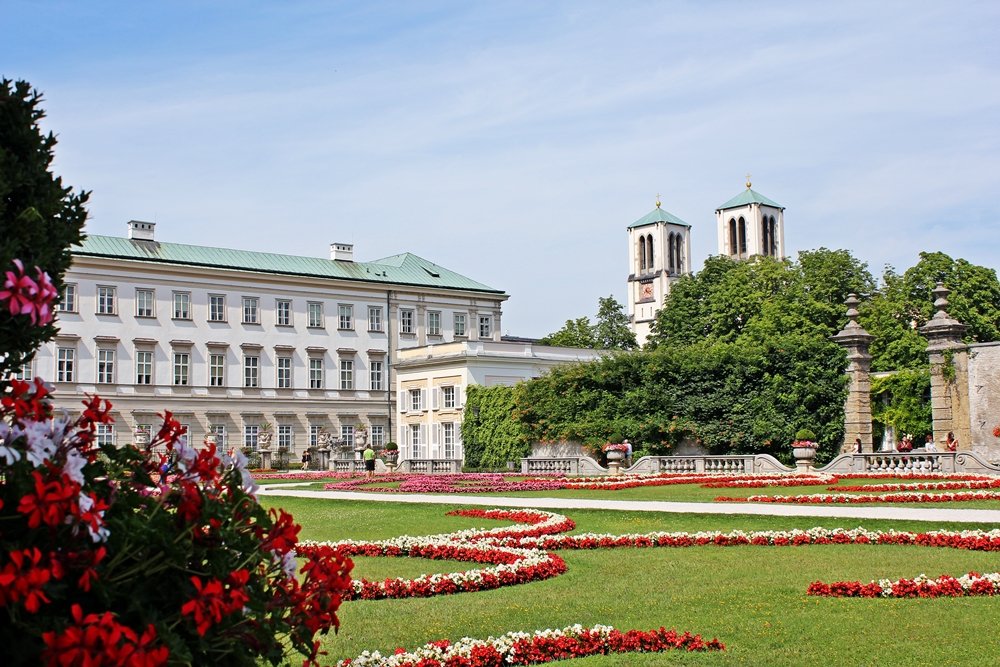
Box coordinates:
[832,294,875,453]
[919,283,971,450]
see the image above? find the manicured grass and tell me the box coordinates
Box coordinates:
[260,475,1000,509]
[264,497,1000,666]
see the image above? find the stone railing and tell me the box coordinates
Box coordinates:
[521,454,793,476]
[398,459,463,474]
[520,456,608,476]
[331,459,367,474]
[629,455,792,475]
[818,451,1000,475]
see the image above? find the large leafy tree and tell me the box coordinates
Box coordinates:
[540,295,637,350]
[0,79,88,375]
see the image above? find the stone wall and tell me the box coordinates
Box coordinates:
[967,342,1000,461]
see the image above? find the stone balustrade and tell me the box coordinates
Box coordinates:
[398,459,463,474]
[817,451,1000,475]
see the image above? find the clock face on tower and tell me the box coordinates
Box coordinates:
[640,283,654,300]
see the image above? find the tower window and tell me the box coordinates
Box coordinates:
[646,234,653,269]
[639,236,647,271]
[738,217,747,256]
[729,219,737,256]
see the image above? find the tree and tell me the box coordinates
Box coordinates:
[593,295,637,350]
[0,79,88,376]
[540,296,637,350]
[539,317,596,348]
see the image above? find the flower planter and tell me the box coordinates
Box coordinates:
[606,450,625,462]
[792,446,817,471]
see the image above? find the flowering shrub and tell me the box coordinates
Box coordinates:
[337,623,723,666]
[0,378,353,666]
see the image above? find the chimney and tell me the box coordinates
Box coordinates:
[127,220,156,241]
[330,242,354,262]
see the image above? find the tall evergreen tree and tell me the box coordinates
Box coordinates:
[0,79,88,375]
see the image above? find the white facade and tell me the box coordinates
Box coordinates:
[394,340,607,462]
[30,222,507,458]
[715,183,786,260]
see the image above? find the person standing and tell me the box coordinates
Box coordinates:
[946,431,958,452]
[623,438,633,467]
[363,444,376,479]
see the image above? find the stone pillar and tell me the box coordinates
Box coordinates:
[919,283,971,449]
[259,449,272,470]
[832,294,875,453]
[316,446,332,470]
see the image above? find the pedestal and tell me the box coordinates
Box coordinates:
[317,447,332,470]
[608,462,622,476]
[259,449,272,470]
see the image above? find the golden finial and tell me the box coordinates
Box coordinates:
[655,193,661,208]
[745,172,752,189]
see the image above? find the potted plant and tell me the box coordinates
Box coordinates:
[602,442,629,462]
[383,441,399,462]
[258,421,273,450]
[791,428,818,470]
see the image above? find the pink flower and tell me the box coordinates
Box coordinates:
[0,259,57,326]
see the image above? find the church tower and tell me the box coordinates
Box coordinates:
[716,178,785,260]
[627,197,692,346]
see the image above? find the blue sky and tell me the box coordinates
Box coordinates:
[5,1,999,337]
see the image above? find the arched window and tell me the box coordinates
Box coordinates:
[738,217,747,256]
[728,218,737,256]
[761,218,770,256]
[672,233,683,273]
[769,216,778,256]
[639,236,647,271]
[646,234,654,270]
[666,232,675,273]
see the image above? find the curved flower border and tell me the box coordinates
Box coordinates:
[336,623,724,667]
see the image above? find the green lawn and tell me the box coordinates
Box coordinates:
[263,497,1000,666]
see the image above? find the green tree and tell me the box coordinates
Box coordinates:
[593,295,637,350]
[539,317,596,348]
[0,79,88,375]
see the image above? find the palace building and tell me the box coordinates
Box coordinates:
[26,220,507,462]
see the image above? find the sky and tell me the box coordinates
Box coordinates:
[4,1,999,337]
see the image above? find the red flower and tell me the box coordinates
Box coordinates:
[41,604,169,667]
[180,571,251,636]
[0,259,57,325]
[18,471,81,529]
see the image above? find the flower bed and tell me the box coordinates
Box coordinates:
[337,623,723,666]
[715,491,1000,504]
[808,572,1000,598]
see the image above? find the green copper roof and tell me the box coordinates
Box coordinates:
[716,188,783,211]
[627,206,690,230]
[73,235,504,294]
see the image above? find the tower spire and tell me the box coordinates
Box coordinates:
[745,172,752,189]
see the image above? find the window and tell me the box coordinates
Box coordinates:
[307,302,324,328]
[96,349,115,384]
[478,315,492,339]
[639,236,647,271]
[57,348,75,382]
[309,358,324,389]
[97,286,116,315]
[95,424,115,447]
[400,309,414,335]
[454,313,467,337]
[368,306,383,332]
[9,360,32,380]
[370,425,385,448]
[276,299,292,326]
[339,359,353,390]
[409,388,422,411]
[173,292,191,319]
[442,385,456,409]
[173,352,190,386]
[209,294,226,322]
[410,424,422,459]
[370,360,384,391]
[58,284,77,312]
[135,289,154,317]
[341,425,354,447]
[244,355,259,388]
[212,424,227,447]
[244,425,259,450]
[135,350,153,385]
[309,425,322,447]
[338,304,353,330]
[242,297,259,324]
[443,423,456,459]
[278,424,293,451]
[428,311,441,336]
[209,353,225,387]
[276,356,292,388]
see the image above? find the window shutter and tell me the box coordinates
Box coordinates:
[399,390,407,413]
[457,386,464,408]
[419,424,426,449]
[432,387,440,410]
[420,388,428,412]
